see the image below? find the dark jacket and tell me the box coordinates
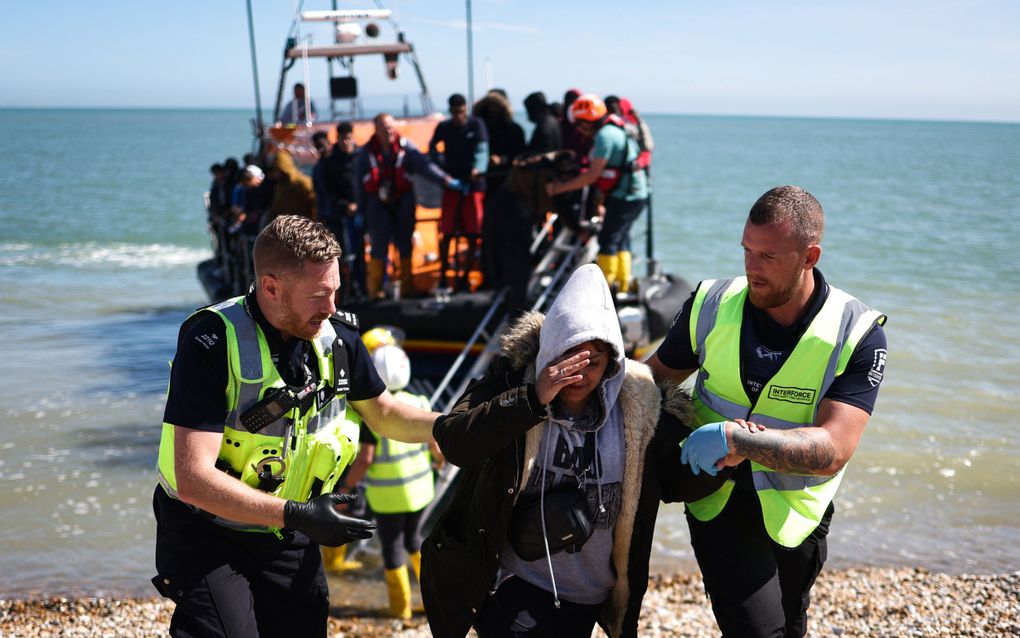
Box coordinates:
[524,91,563,154]
[269,150,316,221]
[421,312,727,638]
[320,148,358,222]
[482,118,526,194]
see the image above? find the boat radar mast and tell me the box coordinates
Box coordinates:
[270,6,434,132]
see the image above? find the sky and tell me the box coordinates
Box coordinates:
[1,0,1018,122]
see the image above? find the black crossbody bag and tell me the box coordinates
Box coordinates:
[508,485,595,562]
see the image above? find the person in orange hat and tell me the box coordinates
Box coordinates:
[545,94,650,297]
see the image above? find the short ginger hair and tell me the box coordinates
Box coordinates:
[253,215,341,282]
[748,185,825,247]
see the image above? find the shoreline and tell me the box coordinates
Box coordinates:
[1,567,1017,637]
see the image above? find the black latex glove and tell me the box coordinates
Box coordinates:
[283,493,376,547]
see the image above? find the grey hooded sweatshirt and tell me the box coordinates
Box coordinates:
[424,261,729,637]
[499,263,627,605]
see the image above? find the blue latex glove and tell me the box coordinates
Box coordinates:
[448,178,469,194]
[680,422,729,476]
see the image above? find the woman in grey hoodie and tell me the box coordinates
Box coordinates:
[422,264,729,637]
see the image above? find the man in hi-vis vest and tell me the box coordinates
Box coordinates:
[338,341,440,619]
[152,215,439,637]
[648,186,888,637]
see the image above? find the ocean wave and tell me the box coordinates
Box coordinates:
[0,242,211,269]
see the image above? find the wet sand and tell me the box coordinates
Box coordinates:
[1,567,1017,637]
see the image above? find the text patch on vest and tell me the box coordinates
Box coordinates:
[767,385,817,405]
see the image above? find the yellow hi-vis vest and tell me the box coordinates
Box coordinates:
[156,296,361,532]
[364,391,435,514]
[686,277,885,547]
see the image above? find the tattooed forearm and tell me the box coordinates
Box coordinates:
[731,428,837,474]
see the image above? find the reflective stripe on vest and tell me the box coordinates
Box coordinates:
[156,296,359,533]
[364,391,434,514]
[686,277,885,547]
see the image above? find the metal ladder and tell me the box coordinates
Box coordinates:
[428,217,596,413]
[420,219,598,531]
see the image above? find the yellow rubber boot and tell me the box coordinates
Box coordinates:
[367,259,386,299]
[384,566,412,619]
[408,551,425,613]
[596,253,619,290]
[617,251,632,294]
[399,257,415,296]
[322,545,363,573]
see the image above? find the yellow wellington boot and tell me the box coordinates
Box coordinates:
[383,566,412,620]
[596,253,619,290]
[399,257,415,297]
[617,251,633,294]
[322,545,363,573]
[367,259,386,299]
[408,551,425,613]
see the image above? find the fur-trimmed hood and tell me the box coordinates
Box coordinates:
[496,285,695,638]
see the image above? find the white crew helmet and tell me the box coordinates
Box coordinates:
[371,344,411,392]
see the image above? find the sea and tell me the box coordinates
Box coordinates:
[0,108,1018,597]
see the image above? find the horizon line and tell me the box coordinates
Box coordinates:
[0,104,1017,126]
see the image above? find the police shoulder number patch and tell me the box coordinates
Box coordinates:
[333,311,359,330]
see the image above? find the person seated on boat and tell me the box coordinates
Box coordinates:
[219,157,241,213]
[230,164,268,235]
[524,91,563,154]
[605,95,654,174]
[546,94,650,298]
[420,263,732,638]
[333,341,442,618]
[279,82,317,125]
[429,93,490,291]
[357,112,461,299]
[266,148,317,225]
[208,163,231,224]
[314,123,366,301]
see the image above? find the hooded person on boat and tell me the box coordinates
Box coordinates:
[421,264,729,637]
[267,149,317,223]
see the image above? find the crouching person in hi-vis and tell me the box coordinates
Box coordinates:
[151,215,439,637]
[336,339,442,618]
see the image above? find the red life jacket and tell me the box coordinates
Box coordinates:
[362,136,414,196]
[594,114,649,195]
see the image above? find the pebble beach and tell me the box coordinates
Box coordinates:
[2,567,1017,637]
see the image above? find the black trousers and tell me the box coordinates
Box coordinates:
[686,475,833,638]
[152,488,329,638]
[375,507,425,569]
[473,576,603,638]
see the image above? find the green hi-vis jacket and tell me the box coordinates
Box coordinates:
[686,277,885,547]
[157,296,360,533]
[364,390,434,514]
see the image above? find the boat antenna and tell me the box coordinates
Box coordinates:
[370,0,435,114]
[371,0,403,32]
[465,0,475,103]
[646,188,658,277]
[287,0,307,39]
[245,0,264,144]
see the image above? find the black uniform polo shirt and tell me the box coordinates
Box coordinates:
[656,269,887,415]
[163,290,385,432]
